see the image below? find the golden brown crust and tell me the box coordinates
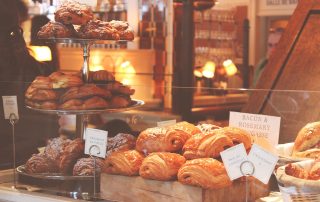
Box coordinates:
[31,73,83,90]
[196,123,221,134]
[308,160,320,180]
[104,150,144,176]
[220,127,252,150]
[25,153,59,174]
[37,21,75,38]
[108,20,134,40]
[285,163,309,179]
[90,70,115,82]
[177,158,232,189]
[136,122,199,154]
[60,84,111,103]
[139,152,186,181]
[103,81,135,95]
[59,99,83,110]
[25,86,59,101]
[59,138,85,174]
[106,133,136,157]
[54,1,93,25]
[182,130,234,160]
[293,122,320,157]
[82,96,109,109]
[44,137,72,166]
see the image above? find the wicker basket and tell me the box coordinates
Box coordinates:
[275,160,320,201]
[276,143,309,166]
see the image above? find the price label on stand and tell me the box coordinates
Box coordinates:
[247,144,279,184]
[220,143,249,180]
[229,111,281,152]
[84,128,108,158]
[2,96,19,119]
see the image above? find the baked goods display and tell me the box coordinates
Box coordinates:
[104,150,145,176]
[37,1,134,41]
[285,159,320,180]
[135,122,201,154]
[177,158,232,189]
[25,71,135,110]
[292,122,320,159]
[59,138,85,174]
[139,152,186,181]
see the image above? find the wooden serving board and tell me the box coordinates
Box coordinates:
[100,174,270,202]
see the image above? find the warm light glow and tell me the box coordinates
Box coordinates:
[194,69,203,78]
[223,59,237,76]
[29,46,52,61]
[116,61,136,85]
[202,61,216,78]
[91,65,104,71]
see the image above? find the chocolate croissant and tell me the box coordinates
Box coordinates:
[139,152,186,181]
[177,158,232,189]
[182,130,234,160]
[136,122,200,154]
[104,150,144,176]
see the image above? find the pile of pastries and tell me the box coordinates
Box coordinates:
[24,122,253,189]
[291,121,320,159]
[25,71,135,110]
[103,121,253,190]
[37,1,134,40]
[25,133,136,176]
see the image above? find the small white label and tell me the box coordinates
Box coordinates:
[157,119,176,127]
[248,144,279,184]
[2,96,19,119]
[229,111,281,151]
[84,128,108,158]
[220,143,248,180]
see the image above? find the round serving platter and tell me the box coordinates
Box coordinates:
[39,37,129,45]
[26,99,144,115]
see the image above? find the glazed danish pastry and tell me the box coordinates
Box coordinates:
[25,99,58,110]
[177,158,232,189]
[139,152,186,181]
[45,137,72,166]
[182,131,234,159]
[106,133,136,157]
[104,150,144,176]
[25,86,59,101]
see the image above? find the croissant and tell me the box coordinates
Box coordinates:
[136,122,199,154]
[139,152,186,181]
[104,150,144,176]
[182,131,234,160]
[177,158,232,189]
[220,127,252,150]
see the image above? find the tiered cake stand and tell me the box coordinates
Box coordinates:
[18,38,144,199]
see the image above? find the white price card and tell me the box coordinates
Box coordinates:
[2,96,19,119]
[248,144,279,184]
[229,111,281,151]
[84,128,108,158]
[220,143,248,180]
[157,119,176,127]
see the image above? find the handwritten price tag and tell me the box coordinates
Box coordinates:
[84,128,108,158]
[2,96,19,120]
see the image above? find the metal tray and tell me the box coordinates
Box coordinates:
[26,99,144,115]
[39,38,129,45]
[17,165,100,195]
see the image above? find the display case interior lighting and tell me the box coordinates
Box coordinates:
[202,61,215,78]
[116,60,136,85]
[223,59,237,76]
[194,69,203,78]
[90,55,104,71]
[29,46,52,62]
